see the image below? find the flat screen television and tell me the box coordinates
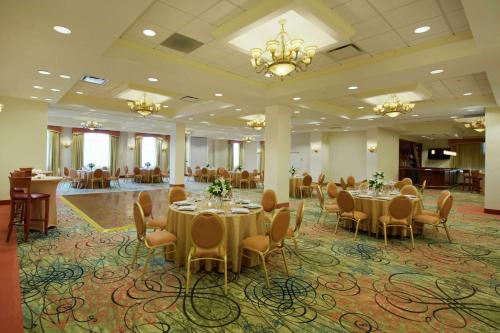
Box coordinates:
[428,148,451,160]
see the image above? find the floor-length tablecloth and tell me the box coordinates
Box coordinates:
[289,176,304,198]
[31,176,62,229]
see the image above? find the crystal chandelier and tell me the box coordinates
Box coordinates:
[464,117,485,132]
[81,120,103,131]
[247,119,265,131]
[373,94,415,118]
[127,92,160,117]
[250,19,317,80]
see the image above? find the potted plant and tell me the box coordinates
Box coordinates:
[87,163,95,171]
[144,162,151,169]
[207,177,232,208]
[368,171,385,196]
[289,166,297,176]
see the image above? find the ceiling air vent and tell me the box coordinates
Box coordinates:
[180,96,200,103]
[80,75,107,85]
[327,44,364,61]
[161,33,203,53]
[329,126,343,130]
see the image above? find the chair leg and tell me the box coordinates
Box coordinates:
[44,198,50,235]
[353,219,360,240]
[142,248,154,274]
[223,256,228,295]
[292,238,299,254]
[259,253,270,288]
[409,226,415,249]
[131,241,141,268]
[316,210,323,224]
[281,248,289,276]
[186,255,192,294]
[383,225,388,247]
[334,217,341,234]
[443,223,452,243]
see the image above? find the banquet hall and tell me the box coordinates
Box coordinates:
[1,0,500,332]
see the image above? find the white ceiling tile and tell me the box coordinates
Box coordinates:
[351,15,393,41]
[382,0,442,28]
[396,16,450,42]
[437,0,463,12]
[200,0,244,26]
[122,20,173,48]
[356,30,405,54]
[367,0,416,13]
[323,0,352,8]
[445,9,469,30]
[227,0,259,10]
[407,30,451,46]
[212,52,250,70]
[188,44,229,63]
[178,19,216,43]
[333,0,379,24]
[142,2,194,31]
[161,0,220,16]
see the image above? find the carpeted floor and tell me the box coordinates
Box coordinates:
[13,183,500,332]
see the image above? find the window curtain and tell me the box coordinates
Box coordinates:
[71,133,83,169]
[239,142,245,168]
[46,130,60,175]
[134,136,142,167]
[110,135,119,173]
[259,142,265,173]
[165,139,170,172]
[451,143,485,170]
[227,141,234,170]
[156,138,162,168]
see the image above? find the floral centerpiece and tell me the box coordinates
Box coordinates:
[207,177,232,207]
[206,163,211,168]
[289,166,297,176]
[235,165,243,172]
[144,162,151,168]
[368,171,385,195]
[87,163,95,171]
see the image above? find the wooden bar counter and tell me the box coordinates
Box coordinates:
[399,167,459,189]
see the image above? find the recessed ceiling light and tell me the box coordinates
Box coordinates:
[412,114,419,117]
[75,91,83,95]
[214,93,223,97]
[44,98,52,101]
[209,114,215,116]
[33,85,44,89]
[235,108,241,111]
[450,116,457,119]
[368,118,374,121]
[291,130,296,133]
[188,117,194,121]
[30,96,38,99]
[314,123,320,126]
[142,29,156,37]
[148,77,159,82]
[59,74,71,79]
[162,105,169,108]
[201,121,210,124]
[89,109,96,111]
[293,110,301,114]
[463,92,472,96]
[430,69,444,75]
[340,115,350,119]
[38,70,51,75]
[320,117,327,120]
[357,106,364,109]
[343,129,349,132]
[50,88,61,92]
[348,86,358,90]
[53,25,71,34]
[414,26,430,34]
[292,97,301,101]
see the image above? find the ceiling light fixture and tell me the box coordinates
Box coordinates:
[30,96,38,99]
[293,97,301,101]
[214,93,223,97]
[148,77,159,82]
[247,119,266,131]
[50,88,61,92]
[464,117,485,132]
[430,69,444,74]
[348,86,358,90]
[357,106,364,109]
[142,29,156,37]
[293,110,300,114]
[75,91,83,95]
[38,70,51,75]
[250,19,317,80]
[44,98,52,101]
[320,117,327,120]
[414,26,430,34]
[53,25,71,34]
[373,94,415,118]
[235,108,242,111]
[127,92,160,117]
[59,74,71,79]
[463,92,472,96]
[33,85,44,90]
[81,120,103,131]
[243,136,254,143]
[209,113,215,117]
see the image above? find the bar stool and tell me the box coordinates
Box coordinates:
[7,176,50,242]
[462,169,473,191]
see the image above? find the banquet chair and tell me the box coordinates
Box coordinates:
[402,177,413,186]
[60,167,71,188]
[336,190,369,240]
[420,180,427,195]
[326,182,338,200]
[201,167,209,183]
[312,173,325,189]
[340,177,347,190]
[186,212,228,295]
[89,168,104,189]
[413,195,454,242]
[316,185,339,224]
[151,167,162,183]
[138,191,167,229]
[193,167,201,182]
[285,200,304,257]
[132,203,177,274]
[261,189,277,225]
[471,170,482,193]
[400,185,418,196]
[240,170,250,189]
[462,169,472,191]
[377,195,414,249]
[222,169,232,183]
[394,181,406,190]
[124,166,134,182]
[168,187,187,204]
[421,190,450,218]
[239,208,290,288]
[108,168,121,188]
[161,169,169,182]
[298,175,313,198]
[359,181,369,190]
[7,176,50,242]
[256,170,264,188]
[69,169,84,189]
[133,166,143,183]
[346,176,356,188]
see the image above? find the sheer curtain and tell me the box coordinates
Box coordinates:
[156,138,162,170]
[83,133,110,168]
[110,135,119,173]
[227,141,234,170]
[71,133,83,169]
[46,130,60,175]
[134,136,142,167]
[141,136,158,167]
[259,141,265,173]
[451,143,485,170]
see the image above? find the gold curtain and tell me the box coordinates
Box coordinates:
[451,143,485,170]
[71,133,83,169]
[165,139,170,172]
[156,138,162,168]
[259,141,265,173]
[46,130,60,175]
[110,135,119,173]
[239,142,244,168]
[227,141,234,170]
[134,136,142,167]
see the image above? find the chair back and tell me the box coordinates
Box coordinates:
[187,167,193,176]
[133,167,141,175]
[201,167,208,175]
[402,177,413,185]
[317,173,325,186]
[253,169,259,176]
[302,174,312,186]
[340,177,347,190]
[169,187,187,203]
[302,172,309,176]
[133,202,146,240]
[63,167,69,177]
[261,189,277,213]
[359,182,368,190]
[294,200,305,232]
[437,190,451,209]
[153,166,161,175]
[138,191,153,217]
[316,185,325,209]
[421,180,427,194]
[270,208,290,245]
[347,176,355,187]
[337,190,355,213]
[389,196,412,220]
[400,185,418,196]
[114,167,121,178]
[9,176,31,198]
[394,181,405,190]
[102,166,108,170]
[222,169,230,179]
[440,195,454,220]
[69,169,78,179]
[241,170,249,179]
[326,182,338,198]
[191,212,225,250]
[93,168,103,178]
[463,169,471,176]
[124,166,129,175]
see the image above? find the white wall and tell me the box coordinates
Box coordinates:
[485,107,500,211]
[329,131,367,182]
[377,128,400,181]
[212,139,228,168]
[243,141,259,171]
[421,139,452,168]
[189,136,208,168]
[0,97,48,200]
[291,133,310,173]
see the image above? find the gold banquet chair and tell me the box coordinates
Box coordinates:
[168,187,187,204]
[285,200,305,256]
[261,189,277,223]
[298,174,313,198]
[131,203,177,273]
[413,195,454,242]
[422,190,450,218]
[377,195,415,249]
[239,208,290,288]
[402,177,413,186]
[336,190,369,240]
[138,191,167,230]
[316,185,339,224]
[394,181,406,191]
[186,212,228,295]
[400,185,419,196]
[346,175,356,188]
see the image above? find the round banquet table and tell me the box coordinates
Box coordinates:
[351,192,423,236]
[167,201,266,272]
[31,176,62,230]
[77,169,110,188]
[289,176,303,198]
[230,171,256,188]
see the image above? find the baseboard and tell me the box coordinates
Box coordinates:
[0,200,10,205]
[169,184,185,188]
[484,208,500,215]
[277,202,289,208]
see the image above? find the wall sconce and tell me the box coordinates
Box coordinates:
[0,103,4,113]
[161,143,168,152]
[312,146,320,153]
[368,145,377,153]
[257,148,262,153]
[62,140,71,148]
[128,144,135,150]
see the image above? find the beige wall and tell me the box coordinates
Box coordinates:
[329,131,367,182]
[0,96,48,200]
[377,128,400,181]
[421,139,452,168]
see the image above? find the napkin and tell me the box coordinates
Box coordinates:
[357,194,371,198]
[235,199,250,204]
[231,207,250,214]
[177,205,196,211]
[244,203,262,209]
[175,200,194,206]
[404,195,417,199]
[203,208,224,214]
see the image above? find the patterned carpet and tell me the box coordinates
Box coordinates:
[15,183,500,332]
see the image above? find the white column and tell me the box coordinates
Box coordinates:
[264,105,291,205]
[169,123,186,186]
[485,107,500,212]
[185,135,191,167]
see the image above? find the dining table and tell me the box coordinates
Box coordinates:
[230,171,256,188]
[31,175,63,230]
[166,199,266,272]
[76,169,110,188]
[289,176,304,198]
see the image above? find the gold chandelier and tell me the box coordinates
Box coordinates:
[127,92,160,117]
[243,136,254,143]
[247,119,265,131]
[373,94,415,118]
[81,120,102,131]
[464,117,485,132]
[250,19,317,79]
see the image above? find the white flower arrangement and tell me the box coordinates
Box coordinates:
[207,177,232,199]
[368,171,385,190]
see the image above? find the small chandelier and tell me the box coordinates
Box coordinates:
[243,136,254,143]
[373,94,415,118]
[127,92,160,117]
[250,19,317,80]
[464,117,485,132]
[247,119,265,131]
[81,120,102,131]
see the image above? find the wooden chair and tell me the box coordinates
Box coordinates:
[168,187,187,204]
[285,200,304,257]
[312,173,325,189]
[151,167,162,183]
[394,181,406,191]
[400,185,418,196]
[133,166,143,183]
[471,170,482,193]
[316,185,339,224]
[337,190,369,240]
[124,166,134,182]
[462,169,472,191]
[298,174,313,198]
[69,169,84,189]
[89,168,104,189]
[326,182,338,200]
[377,195,414,248]
[402,177,413,186]
[131,203,177,273]
[108,168,121,188]
[239,208,290,288]
[186,212,228,294]
[240,170,250,189]
[138,191,167,229]
[413,195,454,243]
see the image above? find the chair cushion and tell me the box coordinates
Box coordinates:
[413,214,439,225]
[193,246,225,259]
[241,235,269,252]
[325,203,339,212]
[146,217,167,229]
[379,215,409,226]
[421,210,438,217]
[341,211,368,221]
[146,230,176,246]
[12,192,50,200]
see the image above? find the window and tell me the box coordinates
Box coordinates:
[83,133,110,168]
[141,137,158,167]
[232,142,240,168]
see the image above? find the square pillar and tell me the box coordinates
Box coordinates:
[169,123,186,186]
[264,105,291,205]
[485,107,500,213]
